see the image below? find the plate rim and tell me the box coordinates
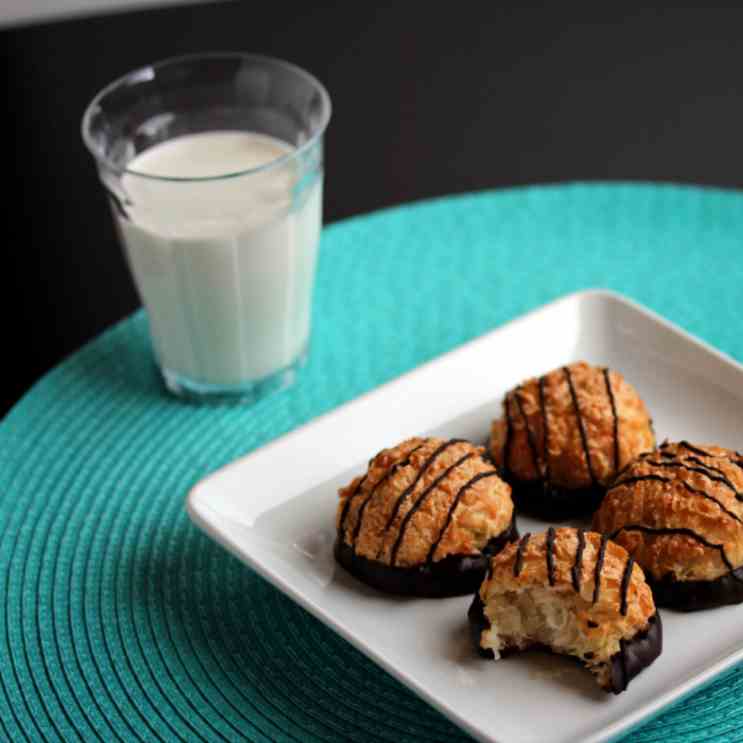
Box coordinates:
[187,288,743,743]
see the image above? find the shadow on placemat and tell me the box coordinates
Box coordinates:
[119,522,472,742]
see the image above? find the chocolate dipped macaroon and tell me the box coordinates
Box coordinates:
[594,441,743,611]
[489,361,655,518]
[468,528,662,694]
[335,437,517,597]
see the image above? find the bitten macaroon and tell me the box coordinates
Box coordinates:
[468,527,662,694]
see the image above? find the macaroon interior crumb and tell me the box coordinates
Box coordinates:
[480,587,616,688]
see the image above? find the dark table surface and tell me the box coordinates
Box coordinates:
[5,3,743,417]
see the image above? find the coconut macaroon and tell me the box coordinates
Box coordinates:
[468,528,661,694]
[593,441,743,611]
[334,437,517,597]
[489,361,655,518]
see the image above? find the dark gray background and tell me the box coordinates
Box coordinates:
[4,4,742,415]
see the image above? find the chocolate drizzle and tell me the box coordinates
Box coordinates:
[389,452,473,566]
[497,366,631,518]
[571,529,586,592]
[677,440,713,458]
[611,472,743,528]
[545,527,556,586]
[684,457,740,494]
[592,535,609,604]
[538,375,552,488]
[680,481,743,526]
[619,556,635,615]
[426,470,502,564]
[349,443,426,551]
[688,458,738,496]
[513,388,541,480]
[609,524,743,579]
[612,474,671,489]
[684,454,728,476]
[337,474,368,538]
[564,365,597,487]
[382,439,467,535]
[513,533,531,577]
[503,396,515,478]
[335,438,521,597]
[643,460,742,498]
[675,440,743,495]
[603,368,619,477]
[501,530,613,606]
[607,449,743,609]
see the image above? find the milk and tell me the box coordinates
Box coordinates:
[117,131,322,387]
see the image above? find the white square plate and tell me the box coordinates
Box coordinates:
[187,290,743,743]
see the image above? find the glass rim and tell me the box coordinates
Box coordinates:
[81,52,332,183]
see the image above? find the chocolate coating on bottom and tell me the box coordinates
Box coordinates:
[609,612,662,693]
[648,566,743,611]
[467,594,662,694]
[508,477,606,520]
[468,593,496,659]
[335,515,518,597]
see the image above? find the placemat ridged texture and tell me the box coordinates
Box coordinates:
[3,183,743,742]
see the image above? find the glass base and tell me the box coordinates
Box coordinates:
[161,351,307,405]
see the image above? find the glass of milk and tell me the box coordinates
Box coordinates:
[82,53,331,402]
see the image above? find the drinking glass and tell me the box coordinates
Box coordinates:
[82,53,331,402]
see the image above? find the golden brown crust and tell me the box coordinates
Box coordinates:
[481,529,656,631]
[489,361,655,490]
[593,441,743,582]
[336,437,514,567]
[478,528,656,688]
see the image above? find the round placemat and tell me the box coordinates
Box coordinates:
[3,183,743,742]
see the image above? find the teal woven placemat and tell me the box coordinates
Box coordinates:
[3,182,743,742]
